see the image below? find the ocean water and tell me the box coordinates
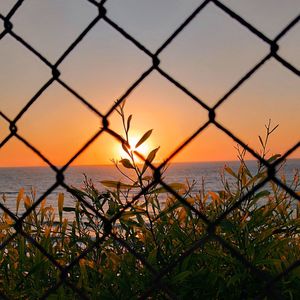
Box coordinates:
[0,160,299,218]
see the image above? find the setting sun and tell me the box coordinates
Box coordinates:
[116,133,152,164]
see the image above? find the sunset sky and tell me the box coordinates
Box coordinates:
[0,0,299,167]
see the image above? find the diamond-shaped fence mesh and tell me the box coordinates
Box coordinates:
[0,0,299,299]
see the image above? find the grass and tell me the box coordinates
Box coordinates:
[1,106,300,299]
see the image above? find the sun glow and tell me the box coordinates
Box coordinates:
[116,135,151,163]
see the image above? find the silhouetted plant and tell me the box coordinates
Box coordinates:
[0,109,299,299]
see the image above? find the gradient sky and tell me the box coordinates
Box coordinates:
[0,0,299,167]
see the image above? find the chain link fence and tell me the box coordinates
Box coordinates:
[0,0,299,299]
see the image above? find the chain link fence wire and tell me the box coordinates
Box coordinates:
[0,0,299,299]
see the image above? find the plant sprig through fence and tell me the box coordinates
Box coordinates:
[0,0,299,299]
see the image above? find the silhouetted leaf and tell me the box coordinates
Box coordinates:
[152,183,186,194]
[258,135,264,147]
[141,147,159,174]
[135,129,152,148]
[122,142,130,155]
[267,154,281,163]
[269,124,279,134]
[16,187,24,213]
[120,158,134,169]
[58,192,64,221]
[127,114,132,131]
[101,180,135,189]
[224,166,238,178]
[253,190,270,200]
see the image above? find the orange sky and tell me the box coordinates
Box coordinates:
[1,0,299,167]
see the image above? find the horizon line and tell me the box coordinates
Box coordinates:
[1,157,300,169]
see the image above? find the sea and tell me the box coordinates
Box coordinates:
[1,160,299,219]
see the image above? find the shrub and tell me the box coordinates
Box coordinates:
[0,107,299,299]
